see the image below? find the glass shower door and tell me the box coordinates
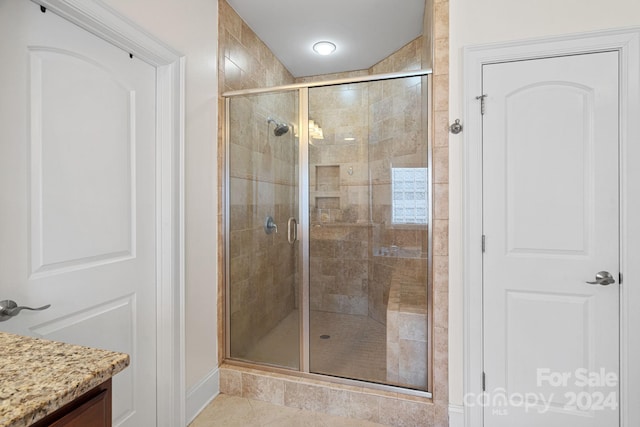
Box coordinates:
[227,90,300,369]
[307,76,429,390]
[225,73,430,391]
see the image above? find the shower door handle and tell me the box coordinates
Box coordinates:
[287,217,297,244]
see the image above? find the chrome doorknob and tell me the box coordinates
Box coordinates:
[586,271,616,286]
[0,300,51,322]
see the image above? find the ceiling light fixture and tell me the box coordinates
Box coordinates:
[313,41,336,56]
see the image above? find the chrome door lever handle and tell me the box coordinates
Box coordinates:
[0,300,51,321]
[586,271,616,286]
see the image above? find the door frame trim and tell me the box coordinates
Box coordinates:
[462,28,640,427]
[31,1,186,425]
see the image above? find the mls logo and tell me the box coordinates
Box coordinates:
[492,408,508,416]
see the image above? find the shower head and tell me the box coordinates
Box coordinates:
[267,118,290,136]
[273,123,289,136]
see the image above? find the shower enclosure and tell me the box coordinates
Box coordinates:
[225,71,432,393]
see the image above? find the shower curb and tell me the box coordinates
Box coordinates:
[219,364,436,426]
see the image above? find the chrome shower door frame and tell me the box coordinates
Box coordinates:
[224,70,433,397]
[298,87,310,372]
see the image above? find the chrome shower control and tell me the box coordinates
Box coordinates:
[264,216,278,234]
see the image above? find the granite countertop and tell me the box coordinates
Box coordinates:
[0,332,129,427]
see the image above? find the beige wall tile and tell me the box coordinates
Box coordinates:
[219,0,452,421]
[378,397,434,427]
[434,402,449,427]
[434,38,449,76]
[399,312,428,342]
[241,372,285,405]
[433,183,449,220]
[433,255,448,287]
[433,219,449,256]
[433,288,449,329]
[221,0,298,350]
[433,110,449,147]
[433,146,449,184]
[398,339,428,387]
[433,74,449,112]
[432,326,449,404]
[348,392,382,423]
[284,381,328,413]
[325,388,351,418]
[220,368,242,395]
[219,0,242,39]
[434,1,449,40]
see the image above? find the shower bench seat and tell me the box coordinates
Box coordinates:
[386,274,428,389]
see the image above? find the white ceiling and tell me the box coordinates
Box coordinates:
[226,0,425,78]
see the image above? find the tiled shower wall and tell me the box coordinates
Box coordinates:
[218,0,298,357]
[431,0,450,423]
[227,91,298,356]
[218,0,451,424]
[298,39,428,323]
[368,38,429,325]
[307,80,371,316]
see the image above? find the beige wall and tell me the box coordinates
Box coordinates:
[99,0,219,391]
[448,0,640,406]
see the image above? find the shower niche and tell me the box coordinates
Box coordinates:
[312,165,340,223]
[225,71,431,394]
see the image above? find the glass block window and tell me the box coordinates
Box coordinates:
[392,167,428,224]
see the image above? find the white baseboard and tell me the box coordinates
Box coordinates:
[449,404,465,427]
[186,368,219,424]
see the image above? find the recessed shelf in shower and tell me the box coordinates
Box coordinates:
[315,165,340,191]
[314,165,341,211]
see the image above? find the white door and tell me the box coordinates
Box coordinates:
[0,1,157,425]
[482,52,620,426]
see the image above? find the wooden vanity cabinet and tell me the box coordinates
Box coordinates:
[31,379,112,427]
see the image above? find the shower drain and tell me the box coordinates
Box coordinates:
[319,334,330,339]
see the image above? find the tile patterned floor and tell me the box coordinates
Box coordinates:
[242,309,386,384]
[189,394,388,427]
[309,310,386,383]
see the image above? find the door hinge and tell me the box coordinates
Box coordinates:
[476,94,488,115]
[482,372,486,391]
[482,235,486,253]
[619,272,623,285]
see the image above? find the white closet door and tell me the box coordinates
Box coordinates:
[482,51,620,427]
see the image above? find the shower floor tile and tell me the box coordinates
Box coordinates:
[244,309,386,384]
[243,310,300,369]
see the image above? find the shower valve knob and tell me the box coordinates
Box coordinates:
[264,216,278,234]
